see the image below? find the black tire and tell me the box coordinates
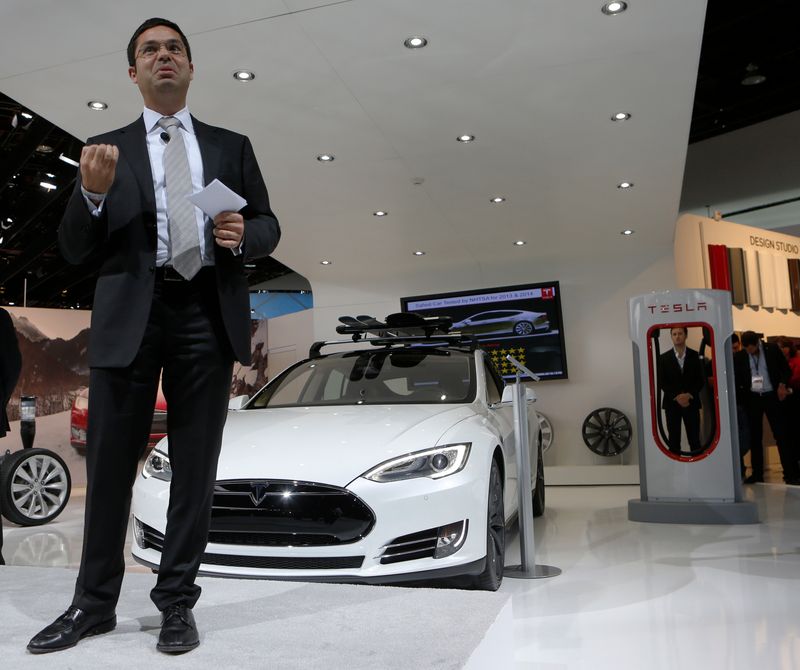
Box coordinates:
[532,437,545,518]
[472,459,505,591]
[513,321,534,336]
[0,448,71,526]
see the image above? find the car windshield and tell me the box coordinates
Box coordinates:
[247,349,476,408]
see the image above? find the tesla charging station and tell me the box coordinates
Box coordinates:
[627,289,758,524]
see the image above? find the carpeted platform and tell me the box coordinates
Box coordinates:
[0,565,509,669]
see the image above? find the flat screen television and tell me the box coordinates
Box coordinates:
[401,281,568,381]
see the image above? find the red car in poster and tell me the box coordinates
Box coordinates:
[70,386,168,454]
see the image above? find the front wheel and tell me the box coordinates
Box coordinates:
[0,449,71,526]
[472,460,505,591]
[532,437,545,517]
[513,321,534,336]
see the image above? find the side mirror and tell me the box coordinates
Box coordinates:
[500,385,537,404]
[228,394,249,410]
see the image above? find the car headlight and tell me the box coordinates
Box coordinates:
[142,450,172,481]
[363,443,471,483]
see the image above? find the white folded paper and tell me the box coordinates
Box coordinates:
[187,179,247,218]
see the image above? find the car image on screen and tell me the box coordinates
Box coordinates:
[452,309,549,337]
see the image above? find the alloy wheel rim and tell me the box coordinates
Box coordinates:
[487,467,505,578]
[10,455,69,519]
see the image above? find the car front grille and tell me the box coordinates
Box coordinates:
[138,522,363,570]
[209,480,375,547]
[379,527,439,564]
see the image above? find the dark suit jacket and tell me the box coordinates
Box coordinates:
[58,116,280,368]
[733,341,791,400]
[658,347,704,410]
[0,308,22,438]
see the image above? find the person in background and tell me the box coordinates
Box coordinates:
[731,332,742,354]
[778,338,800,480]
[658,326,705,455]
[0,307,23,565]
[734,331,797,485]
[730,332,749,477]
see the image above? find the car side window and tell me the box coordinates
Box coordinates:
[484,359,502,404]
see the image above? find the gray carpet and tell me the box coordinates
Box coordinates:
[0,565,509,669]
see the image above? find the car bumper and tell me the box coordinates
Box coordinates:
[131,470,489,582]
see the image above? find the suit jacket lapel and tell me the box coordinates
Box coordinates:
[115,117,156,220]
[192,117,222,185]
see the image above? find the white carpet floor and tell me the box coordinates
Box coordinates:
[1,565,508,669]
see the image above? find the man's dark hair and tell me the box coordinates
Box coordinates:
[731,333,740,345]
[741,331,760,347]
[127,18,192,67]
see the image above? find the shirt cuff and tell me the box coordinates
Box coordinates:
[81,186,106,217]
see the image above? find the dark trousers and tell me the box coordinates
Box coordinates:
[745,391,798,481]
[72,269,233,615]
[664,403,701,454]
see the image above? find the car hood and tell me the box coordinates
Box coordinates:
[213,404,476,487]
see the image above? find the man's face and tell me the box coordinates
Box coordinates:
[745,344,758,356]
[732,341,741,353]
[128,25,193,106]
[670,328,686,348]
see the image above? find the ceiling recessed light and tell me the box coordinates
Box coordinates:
[58,153,80,167]
[373,211,388,217]
[20,112,33,120]
[233,70,255,82]
[413,250,426,256]
[741,63,766,86]
[8,301,14,306]
[513,240,526,246]
[39,181,57,191]
[87,101,108,111]
[490,196,506,203]
[36,144,54,154]
[617,181,634,189]
[45,172,55,178]
[320,259,332,265]
[457,134,475,143]
[621,229,634,235]
[0,236,3,245]
[601,1,628,15]
[404,36,428,49]
[611,111,631,121]
[317,154,335,162]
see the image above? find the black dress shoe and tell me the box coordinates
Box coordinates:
[27,606,116,654]
[743,474,764,484]
[157,604,199,654]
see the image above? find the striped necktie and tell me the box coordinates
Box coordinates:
[157,116,202,280]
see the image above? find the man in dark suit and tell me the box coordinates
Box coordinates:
[658,327,705,455]
[734,331,797,484]
[28,18,280,654]
[0,307,23,565]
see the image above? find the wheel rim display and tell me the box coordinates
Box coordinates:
[537,412,554,453]
[10,454,70,520]
[581,408,632,456]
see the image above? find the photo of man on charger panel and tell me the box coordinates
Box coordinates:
[28,17,280,655]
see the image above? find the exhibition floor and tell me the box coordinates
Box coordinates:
[2,483,799,669]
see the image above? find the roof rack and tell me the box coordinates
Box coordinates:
[309,313,478,358]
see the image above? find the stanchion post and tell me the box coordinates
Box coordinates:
[504,355,561,580]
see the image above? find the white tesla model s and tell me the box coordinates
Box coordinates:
[131,331,545,590]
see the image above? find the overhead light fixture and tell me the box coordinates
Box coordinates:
[0,236,4,245]
[741,63,766,86]
[404,36,428,49]
[611,111,631,121]
[87,100,108,111]
[59,153,80,167]
[601,1,628,15]
[320,259,332,265]
[513,240,526,246]
[621,229,634,235]
[316,154,335,162]
[45,172,55,178]
[36,144,54,154]
[233,70,255,82]
[40,181,57,191]
[413,250,426,256]
[457,134,475,143]
[244,263,256,268]
[8,301,14,306]
[617,181,634,189]
[20,112,33,120]
[490,196,506,203]
[373,211,388,217]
